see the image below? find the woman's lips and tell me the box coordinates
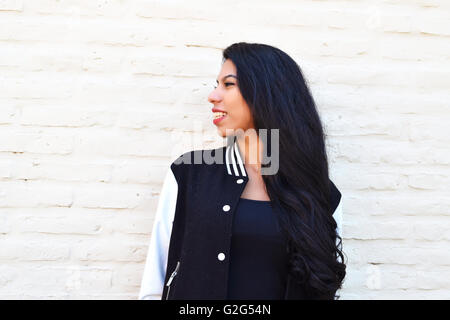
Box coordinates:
[213,114,227,125]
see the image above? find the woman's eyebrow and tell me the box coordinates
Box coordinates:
[216,74,237,83]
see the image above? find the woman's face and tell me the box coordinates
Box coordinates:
[207,59,254,137]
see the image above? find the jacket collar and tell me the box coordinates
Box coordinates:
[225,136,247,177]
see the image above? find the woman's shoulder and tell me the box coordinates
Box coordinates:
[329,179,342,213]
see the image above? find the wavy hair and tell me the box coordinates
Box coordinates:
[222,42,346,299]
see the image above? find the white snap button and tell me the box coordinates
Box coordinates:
[218,253,225,261]
[222,205,230,212]
[236,179,244,184]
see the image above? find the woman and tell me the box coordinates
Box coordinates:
[139,42,346,300]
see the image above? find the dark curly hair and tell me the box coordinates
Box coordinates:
[222,42,347,299]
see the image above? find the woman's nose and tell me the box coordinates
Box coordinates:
[208,88,221,104]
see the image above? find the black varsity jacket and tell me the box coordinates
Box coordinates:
[138,137,343,300]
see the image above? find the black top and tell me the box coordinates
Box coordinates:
[227,197,289,300]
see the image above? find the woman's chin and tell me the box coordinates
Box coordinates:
[217,129,227,138]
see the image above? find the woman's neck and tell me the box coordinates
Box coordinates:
[236,132,264,174]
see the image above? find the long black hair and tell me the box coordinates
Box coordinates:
[222,42,346,299]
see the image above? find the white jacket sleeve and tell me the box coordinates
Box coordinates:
[138,168,178,300]
[332,196,343,300]
[333,197,343,238]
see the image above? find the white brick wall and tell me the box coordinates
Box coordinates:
[0,0,449,299]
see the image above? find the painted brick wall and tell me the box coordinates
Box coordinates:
[0,0,449,299]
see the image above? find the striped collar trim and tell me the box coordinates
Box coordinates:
[225,136,247,177]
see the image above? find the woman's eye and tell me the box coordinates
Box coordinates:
[213,83,234,89]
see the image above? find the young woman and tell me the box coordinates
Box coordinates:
[139,42,346,300]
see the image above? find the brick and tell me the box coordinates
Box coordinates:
[342,265,450,294]
[316,85,450,116]
[26,0,128,18]
[345,239,450,265]
[326,64,450,89]
[411,218,450,241]
[334,139,450,166]
[0,131,74,155]
[418,17,450,36]
[13,159,113,183]
[415,0,441,7]
[0,239,70,261]
[112,264,144,288]
[408,116,450,142]
[408,174,450,190]
[315,38,370,58]
[0,181,73,208]
[344,218,412,240]
[116,108,186,130]
[126,46,218,77]
[64,266,113,293]
[72,239,147,262]
[72,183,149,209]
[0,105,17,124]
[323,111,410,141]
[382,15,413,33]
[335,171,404,191]
[345,191,450,216]
[0,0,23,11]
[0,264,112,295]
[18,214,103,235]
[103,214,153,235]
[341,288,450,300]
[380,36,450,62]
[112,158,169,184]
[20,105,117,127]
[0,159,12,178]
[0,213,10,234]
[74,129,174,158]
[326,9,368,30]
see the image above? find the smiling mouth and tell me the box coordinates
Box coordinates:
[213,111,227,120]
[213,112,227,125]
